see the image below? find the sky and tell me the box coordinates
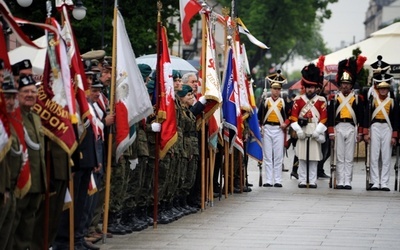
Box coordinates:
[285,0,370,73]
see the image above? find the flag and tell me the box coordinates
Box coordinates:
[115,10,153,161]
[179,0,202,45]
[0,17,30,198]
[0,25,11,162]
[203,13,222,120]
[246,82,263,161]
[34,18,78,156]
[58,4,96,143]
[158,25,178,159]
[236,18,269,49]
[234,39,251,113]
[221,47,237,152]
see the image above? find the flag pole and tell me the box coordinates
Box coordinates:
[200,3,208,211]
[153,0,163,229]
[103,0,118,243]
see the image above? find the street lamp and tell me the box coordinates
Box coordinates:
[72,0,87,20]
[16,0,33,7]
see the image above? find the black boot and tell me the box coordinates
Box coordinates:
[158,202,173,224]
[120,210,146,232]
[290,156,299,179]
[137,206,153,226]
[107,212,127,235]
[180,196,198,214]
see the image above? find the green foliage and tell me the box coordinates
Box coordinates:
[8,0,181,56]
[217,0,337,77]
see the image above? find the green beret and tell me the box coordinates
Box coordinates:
[138,64,152,81]
[172,70,182,80]
[177,84,192,97]
[146,80,155,94]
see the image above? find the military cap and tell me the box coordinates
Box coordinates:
[81,50,106,60]
[2,73,17,94]
[172,70,182,80]
[83,59,94,75]
[138,64,152,81]
[177,84,193,97]
[370,55,390,75]
[18,74,36,90]
[11,63,19,76]
[266,70,287,89]
[15,59,32,71]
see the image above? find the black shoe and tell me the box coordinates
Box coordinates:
[107,224,126,235]
[243,186,252,192]
[263,183,273,187]
[336,185,344,189]
[381,187,390,191]
[318,173,330,179]
[298,183,306,188]
[82,241,100,250]
[344,185,352,190]
[290,172,299,179]
[246,182,254,187]
[370,186,379,191]
[274,183,282,188]
[309,184,317,189]
[233,187,241,193]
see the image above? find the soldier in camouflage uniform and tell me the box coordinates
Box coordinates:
[120,64,152,230]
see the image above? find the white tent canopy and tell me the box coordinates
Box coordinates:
[315,22,400,70]
[8,35,47,75]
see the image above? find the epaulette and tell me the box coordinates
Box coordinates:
[317,96,326,102]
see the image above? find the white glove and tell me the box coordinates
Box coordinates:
[151,122,161,132]
[199,96,207,105]
[315,134,326,144]
[297,130,306,140]
[312,131,320,140]
[129,158,138,170]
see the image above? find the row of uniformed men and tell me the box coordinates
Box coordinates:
[258,55,398,191]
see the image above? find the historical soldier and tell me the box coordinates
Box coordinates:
[363,67,398,191]
[258,70,290,187]
[290,60,328,188]
[327,56,366,189]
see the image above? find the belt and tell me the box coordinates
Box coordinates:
[264,121,280,126]
[336,118,355,126]
[372,118,387,124]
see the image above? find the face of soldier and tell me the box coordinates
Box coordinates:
[18,85,38,110]
[4,93,16,113]
[271,87,281,98]
[174,78,183,91]
[305,85,316,96]
[180,92,194,107]
[100,68,111,86]
[378,88,389,97]
[90,87,102,102]
[187,75,198,93]
[86,74,93,87]
[340,82,352,95]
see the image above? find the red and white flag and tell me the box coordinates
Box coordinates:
[158,25,178,159]
[0,23,11,162]
[0,14,30,198]
[114,10,153,161]
[179,0,202,45]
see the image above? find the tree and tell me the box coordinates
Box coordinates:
[217,0,338,76]
[8,0,181,56]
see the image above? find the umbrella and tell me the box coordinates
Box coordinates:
[136,54,197,72]
[8,35,47,75]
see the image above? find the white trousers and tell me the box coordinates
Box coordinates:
[262,124,284,184]
[370,123,392,188]
[299,160,317,185]
[335,123,356,186]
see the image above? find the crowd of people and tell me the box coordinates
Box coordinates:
[1,50,398,250]
[258,55,397,192]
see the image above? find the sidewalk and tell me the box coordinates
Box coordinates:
[99,148,400,250]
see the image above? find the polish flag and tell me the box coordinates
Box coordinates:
[179,0,202,45]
